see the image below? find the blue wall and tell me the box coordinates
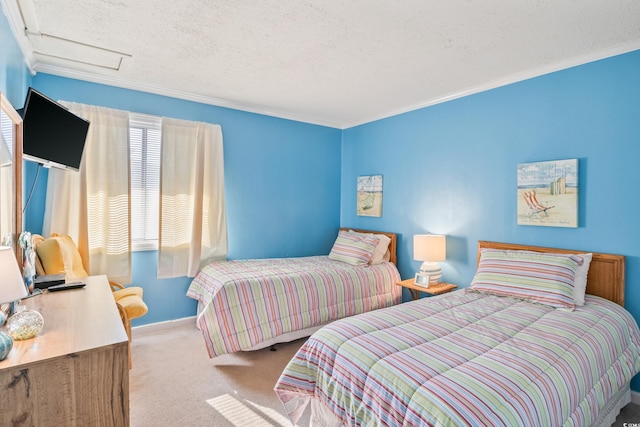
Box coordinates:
[1,8,34,265]
[342,49,640,302]
[0,11,30,105]
[341,50,640,389]
[25,74,342,326]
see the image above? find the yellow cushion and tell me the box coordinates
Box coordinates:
[117,294,148,319]
[113,286,144,299]
[36,235,89,279]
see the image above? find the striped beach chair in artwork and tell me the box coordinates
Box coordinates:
[523,190,554,217]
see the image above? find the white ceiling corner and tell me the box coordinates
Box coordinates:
[3,0,640,129]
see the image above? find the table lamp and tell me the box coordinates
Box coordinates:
[0,246,28,360]
[413,234,446,285]
[0,246,43,361]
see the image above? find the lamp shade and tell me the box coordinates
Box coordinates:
[413,234,446,262]
[0,246,27,304]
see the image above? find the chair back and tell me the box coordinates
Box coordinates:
[31,234,89,279]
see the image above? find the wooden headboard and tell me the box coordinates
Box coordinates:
[340,228,397,265]
[477,241,625,306]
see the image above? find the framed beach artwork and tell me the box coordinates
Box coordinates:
[357,175,383,217]
[517,159,578,228]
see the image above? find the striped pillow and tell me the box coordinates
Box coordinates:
[471,248,583,309]
[328,230,379,265]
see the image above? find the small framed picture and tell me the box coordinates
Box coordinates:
[414,272,431,288]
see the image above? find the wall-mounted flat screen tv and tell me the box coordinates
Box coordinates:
[20,87,90,171]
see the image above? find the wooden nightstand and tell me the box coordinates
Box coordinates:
[397,278,457,301]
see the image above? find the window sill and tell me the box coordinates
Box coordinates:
[132,241,158,252]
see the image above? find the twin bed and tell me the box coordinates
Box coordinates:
[187,228,401,357]
[273,240,640,426]
[187,232,640,426]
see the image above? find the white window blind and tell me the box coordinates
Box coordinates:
[129,113,161,251]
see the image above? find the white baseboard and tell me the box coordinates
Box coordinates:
[632,390,640,405]
[131,316,197,338]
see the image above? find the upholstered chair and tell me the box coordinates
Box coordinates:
[31,233,148,367]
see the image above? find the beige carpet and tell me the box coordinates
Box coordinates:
[130,322,640,427]
[130,322,310,426]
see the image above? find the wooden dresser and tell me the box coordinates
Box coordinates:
[0,275,129,426]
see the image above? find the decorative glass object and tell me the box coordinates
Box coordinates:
[6,310,44,340]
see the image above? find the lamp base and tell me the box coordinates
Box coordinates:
[420,261,442,283]
[0,330,13,360]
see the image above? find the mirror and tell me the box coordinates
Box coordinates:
[0,92,23,265]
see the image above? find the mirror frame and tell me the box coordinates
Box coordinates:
[0,92,23,266]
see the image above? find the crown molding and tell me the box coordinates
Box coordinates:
[343,41,640,129]
[35,37,640,131]
[34,63,344,129]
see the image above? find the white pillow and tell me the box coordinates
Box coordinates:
[348,230,391,265]
[369,234,391,265]
[573,253,592,306]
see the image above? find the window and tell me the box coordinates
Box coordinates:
[129,113,161,251]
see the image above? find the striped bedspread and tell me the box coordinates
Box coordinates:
[187,256,401,357]
[275,289,640,426]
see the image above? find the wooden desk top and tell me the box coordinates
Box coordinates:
[0,275,128,370]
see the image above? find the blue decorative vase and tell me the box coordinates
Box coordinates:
[0,331,12,360]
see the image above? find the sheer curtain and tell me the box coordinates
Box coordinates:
[44,103,131,283]
[158,118,227,278]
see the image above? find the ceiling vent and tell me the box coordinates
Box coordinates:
[25,30,130,71]
[6,0,131,72]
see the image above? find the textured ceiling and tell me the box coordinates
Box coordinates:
[3,0,640,128]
